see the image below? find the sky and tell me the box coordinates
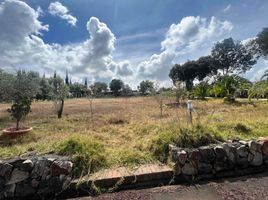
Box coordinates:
[0,0,268,87]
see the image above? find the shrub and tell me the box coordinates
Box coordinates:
[57,136,107,177]
[234,123,251,133]
[150,124,223,162]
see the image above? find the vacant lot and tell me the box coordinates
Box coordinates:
[1,97,268,174]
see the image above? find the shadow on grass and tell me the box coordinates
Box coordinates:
[0,131,37,147]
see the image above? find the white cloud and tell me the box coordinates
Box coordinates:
[223,4,231,13]
[161,16,233,53]
[0,0,132,83]
[116,61,133,76]
[0,0,235,87]
[137,16,233,81]
[48,1,77,26]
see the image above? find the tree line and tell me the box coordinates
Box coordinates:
[169,27,268,102]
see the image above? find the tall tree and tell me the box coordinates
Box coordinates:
[65,70,69,85]
[169,61,198,90]
[49,75,69,118]
[109,79,123,96]
[0,69,15,102]
[138,80,154,95]
[256,27,268,58]
[211,38,256,76]
[84,77,88,88]
[90,82,108,96]
[261,69,268,80]
[8,70,39,129]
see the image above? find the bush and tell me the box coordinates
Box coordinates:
[234,123,251,133]
[150,124,223,162]
[57,136,107,177]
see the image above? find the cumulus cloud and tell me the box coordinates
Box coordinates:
[161,16,233,53]
[48,1,77,26]
[0,0,234,87]
[137,16,233,80]
[0,0,132,83]
[116,61,133,76]
[223,4,231,13]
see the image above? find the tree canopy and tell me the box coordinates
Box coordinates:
[211,38,256,76]
[109,79,124,96]
[256,27,268,58]
[139,80,154,95]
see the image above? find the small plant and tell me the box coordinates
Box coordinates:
[150,124,223,162]
[8,97,31,130]
[6,70,39,130]
[108,117,128,125]
[49,73,69,119]
[57,136,107,177]
[234,123,251,133]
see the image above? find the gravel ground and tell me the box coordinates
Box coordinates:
[70,173,268,200]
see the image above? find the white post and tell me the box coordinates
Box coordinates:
[187,100,193,124]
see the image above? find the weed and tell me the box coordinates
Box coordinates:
[57,135,107,177]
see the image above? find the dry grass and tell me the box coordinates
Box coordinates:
[0,97,268,172]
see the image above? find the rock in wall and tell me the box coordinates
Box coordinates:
[0,154,73,199]
[169,139,268,177]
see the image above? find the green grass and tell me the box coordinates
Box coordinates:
[57,135,107,176]
[0,97,268,176]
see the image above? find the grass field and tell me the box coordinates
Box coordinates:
[1,97,268,175]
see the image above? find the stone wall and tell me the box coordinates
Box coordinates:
[169,139,268,178]
[0,154,73,199]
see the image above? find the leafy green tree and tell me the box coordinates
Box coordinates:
[90,82,108,97]
[169,56,214,91]
[192,81,210,100]
[210,75,247,102]
[36,74,52,100]
[65,70,69,85]
[261,69,268,80]
[211,38,256,76]
[109,79,124,96]
[49,75,69,118]
[122,84,133,96]
[69,83,87,98]
[0,69,15,102]
[248,80,268,100]
[8,70,39,129]
[138,80,154,95]
[256,27,268,57]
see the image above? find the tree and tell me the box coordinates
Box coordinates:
[69,83,87,98]
[248,70,268,100]
[84,77,88,88]
[210,75,240,102]
[169,57,215,91]
[248,80,268,101]
[122,84,133,96]
[211,38,256,76]
[261,69,268,80]
[109,79,123,96]
[192,81,210,100]
[0,69,15,102]
[256,27,268,57]
[8,70,39,129]
[36,74,52,100]
[49,75,69,118]
[138,80,154,95]
[169,61,198,90]
[90,82,108,97]
[65,70,69,85]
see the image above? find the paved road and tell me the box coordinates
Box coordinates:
[69,172,268,200]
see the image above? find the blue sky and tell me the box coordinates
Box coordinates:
[0,0,268,86]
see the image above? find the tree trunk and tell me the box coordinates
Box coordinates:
[16,119,20,130]
[57,99,64,119]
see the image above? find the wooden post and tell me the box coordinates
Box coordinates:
[187,100,193,124]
